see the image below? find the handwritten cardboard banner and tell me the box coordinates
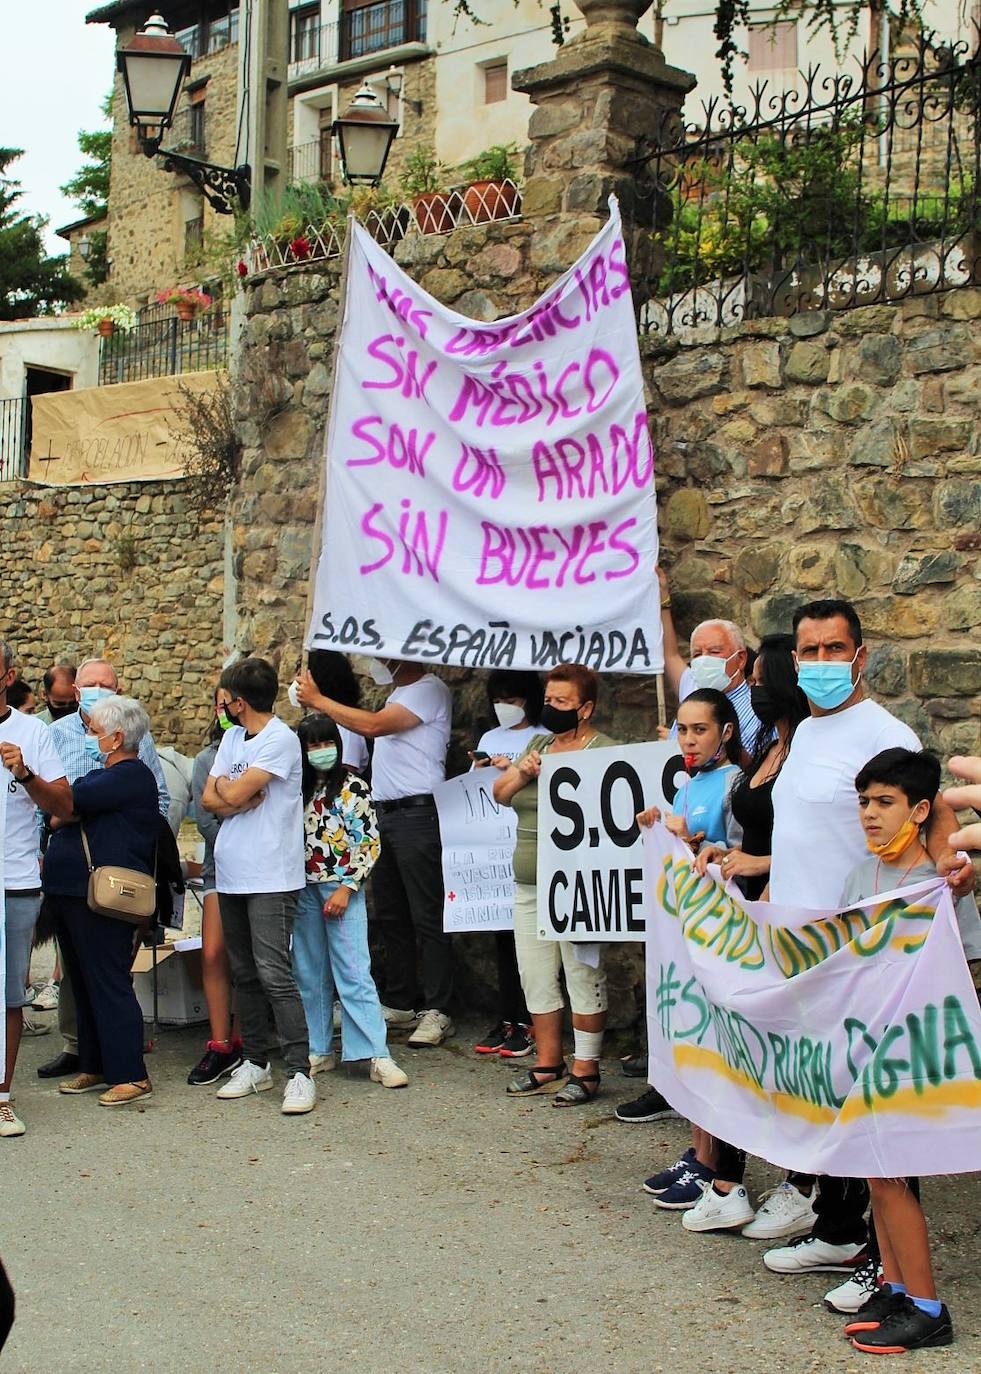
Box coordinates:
[643,822,981,1177]
[536,741,687,941]
[30,369,219,485]
[308,197,663,674]
[434,771,516,932]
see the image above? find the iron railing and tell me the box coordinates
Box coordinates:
[289,1,426,76]
[638,30,980,335]
[175,7,239,60]
[98,313,228,387]
[167,106,208,157]
[288,137,333,185]
[0,397,27,481]
[290,21,338,78]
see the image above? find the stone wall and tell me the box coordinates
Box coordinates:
[1,480,225,753]
[230,218,980,1024]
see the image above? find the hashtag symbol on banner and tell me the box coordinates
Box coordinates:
[656,963,680,1038]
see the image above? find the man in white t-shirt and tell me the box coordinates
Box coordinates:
[0,640,73,1137]
[761,598,976,1306]
[297,657,454,1047]
[202,657,315,1115]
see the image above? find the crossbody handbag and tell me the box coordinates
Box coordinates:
[79,823,157,925]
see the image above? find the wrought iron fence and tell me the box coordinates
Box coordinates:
[0,397,27,481]
[637,29,980,336]
[340,0,426,62]
[288,137,333,185]
[98,313,229,386]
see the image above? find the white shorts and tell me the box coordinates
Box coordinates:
[512,882,607,1017]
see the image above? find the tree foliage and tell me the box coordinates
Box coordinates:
[0,149,85,320]
[60,92,113,219]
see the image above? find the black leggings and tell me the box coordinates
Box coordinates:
[0,1259,14,1355]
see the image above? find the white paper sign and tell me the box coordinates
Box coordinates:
[0,772,7,1071]
[536,741,685,941]
[434,771,516,932]
[308,197,663,674]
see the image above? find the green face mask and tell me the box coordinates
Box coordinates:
[307,746,338,772]
[217,709,235,731]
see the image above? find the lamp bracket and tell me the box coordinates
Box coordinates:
[153,144,252,214]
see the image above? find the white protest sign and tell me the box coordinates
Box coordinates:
[308,197,662,674]
[536,741,684,941]
[0,773,7,1071]
[643,823,981,1177]
[434,771,516,932]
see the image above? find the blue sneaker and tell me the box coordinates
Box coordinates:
[643,1147,696,1196]
[652,1158,716,1210]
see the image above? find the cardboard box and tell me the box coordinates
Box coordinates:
[133,942,208,1026]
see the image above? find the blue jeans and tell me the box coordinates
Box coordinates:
[292,883,389,1060]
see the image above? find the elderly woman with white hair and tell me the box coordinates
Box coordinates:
[43,695,159,1106]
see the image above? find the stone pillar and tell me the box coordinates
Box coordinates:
[513,0,695,291]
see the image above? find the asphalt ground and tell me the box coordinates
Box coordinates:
[5,1018,981,1374]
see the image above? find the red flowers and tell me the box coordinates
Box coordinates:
[236,258,248,278]
[290,235,312,260]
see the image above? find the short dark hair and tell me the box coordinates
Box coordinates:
[547,663,599,708]
[678,688,742,764]
[43,663,76,693]
[307,650,361,708]
[486,669,544,727]
[220,657,279,713]
[7,679,34,709]
[854,748,941,808]
[792,599,863,649]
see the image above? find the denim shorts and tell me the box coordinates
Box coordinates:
[4,892,42,1007]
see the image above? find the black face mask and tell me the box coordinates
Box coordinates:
[47,702,78,720]
[540,703,581,736]
[749,685,781,728]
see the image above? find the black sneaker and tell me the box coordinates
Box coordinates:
[843,1282,907,1334]
[614,1086,680,1123]
[850,1297,953,1353]
[187,1042,243,1086]
[499,1023,534,1058]
[474,1021,510,1055]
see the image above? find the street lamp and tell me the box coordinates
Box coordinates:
[332,83,400,186]
[117,13,251,214]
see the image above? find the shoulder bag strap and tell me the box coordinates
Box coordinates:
[78,822,96,874]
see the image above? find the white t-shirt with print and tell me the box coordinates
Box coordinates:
[0,707,66,889]
[371,675,451,802]
[210,716,305,893]
[769,698,919,908]
[472,723,540,766]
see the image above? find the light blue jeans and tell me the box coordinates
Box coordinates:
[292,882,389,1060]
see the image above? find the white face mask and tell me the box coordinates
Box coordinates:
[287,680,302,709]
[493,702,525,729]
[689,651,738,693]
[367,659,394,687]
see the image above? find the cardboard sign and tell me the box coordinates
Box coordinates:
[536,741,685,941]
[434,771,516,932]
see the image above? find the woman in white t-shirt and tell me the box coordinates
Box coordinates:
[470,670,544,1060]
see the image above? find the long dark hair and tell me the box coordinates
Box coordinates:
[679,688,742,765]
[297,713,346,805]
[307,651,361,708]
[749,634,809,774]
[207,686,224,745]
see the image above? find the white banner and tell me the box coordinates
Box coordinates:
[308,198,662,674]
[434,771,516,932]
[643,822,981,1177]
[0,771,7,1072]
[536,741,685,940]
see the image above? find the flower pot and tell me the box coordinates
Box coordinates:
[175,300,197,322]
[462,179,520,225]
[413,191,459,235]
[96,318,115,337]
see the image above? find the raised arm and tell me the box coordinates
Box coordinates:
[656,565,687,698]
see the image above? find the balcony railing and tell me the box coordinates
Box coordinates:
[288,1,426,77]
[0,397,27,481]
[98,312,228,387]
[288,137,333,185]
[175,7,240,60]
[167,106,208,157]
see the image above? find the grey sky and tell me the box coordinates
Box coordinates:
[2,2,116,253]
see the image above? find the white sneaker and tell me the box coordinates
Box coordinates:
[32,980,60,1012]
[281,1072,316,1114]
[824,1257,882,1314]
[741,1182,817,1240]
[763,1235,867,1274]
[309,1053,336,1076]
[370,1056,408,1088]
[216,1060,273,1099]
[408,1010,454,1047]
[0,1102,25,1137]
[21,1009,51,1037]
[382,1005,418,1027]
[682,1183,755,1232]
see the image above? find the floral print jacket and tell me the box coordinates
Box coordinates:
[303,773,380,889]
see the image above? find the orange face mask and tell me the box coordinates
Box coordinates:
[867,814,921,864]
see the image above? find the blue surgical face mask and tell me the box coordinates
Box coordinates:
[796,651,861,710]
[307,746,338,772]
[79,685,114,716]
[83,733,105,762]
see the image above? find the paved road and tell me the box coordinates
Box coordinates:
[5,1022,981,1374]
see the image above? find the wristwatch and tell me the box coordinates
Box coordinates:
[16,766,36,786]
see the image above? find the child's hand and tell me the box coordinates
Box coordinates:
[637,805,662,828]
[322,886,351,918]
[696,844,727,875]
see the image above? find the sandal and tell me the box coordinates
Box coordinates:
[506,1062,569,1096]
[552,1072,601,1106]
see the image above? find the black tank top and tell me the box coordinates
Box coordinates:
[730,771,777,900]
